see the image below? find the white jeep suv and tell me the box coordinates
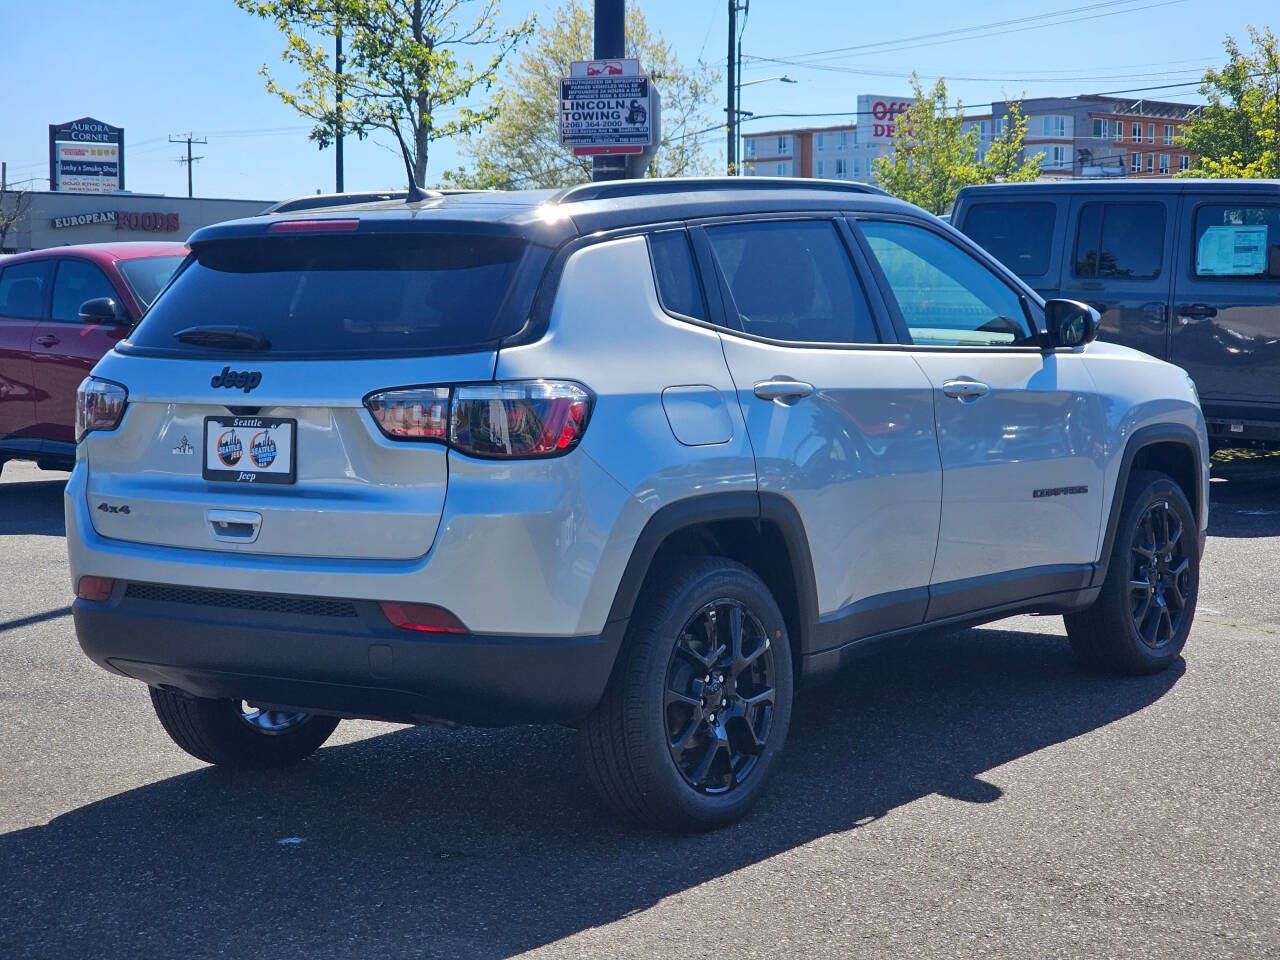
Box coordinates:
[66,179,1208,831]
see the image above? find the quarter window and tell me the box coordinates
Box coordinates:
[859,220,1036,347]
[51,260,118,323]
[1073,203,1165,279]
[705,220,879,345]
[1193,204,1280,279]
[0,259,52,319]
[648,231,706,320]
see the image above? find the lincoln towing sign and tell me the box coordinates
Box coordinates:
[559,59,654,156]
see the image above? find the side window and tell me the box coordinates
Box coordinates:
[960,201,1057,278]
[51,259,118,322]
[704,219,879,345]
[647,230,706,321]
[1193,204,1280,279]
[859,219,1036,348]
[1073,203,1165,279]
[0,260,52,320]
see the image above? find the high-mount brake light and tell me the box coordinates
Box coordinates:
[75,377,128,441]
[266,218,360,234]
[364,381,593,459]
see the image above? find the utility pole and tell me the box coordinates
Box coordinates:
[726,0,737,174]
[335,20,345,192]
[592,0,628,182]
[169,133,207,198]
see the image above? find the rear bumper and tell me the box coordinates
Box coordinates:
[73,582,625,726]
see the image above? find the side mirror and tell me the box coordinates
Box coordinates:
[1044,298,1100,349]
[79,297,125,325]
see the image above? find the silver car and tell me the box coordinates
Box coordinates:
[66,179,1208,831]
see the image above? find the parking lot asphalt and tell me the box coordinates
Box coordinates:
[1,458,1277,960]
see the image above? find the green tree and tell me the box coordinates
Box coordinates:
[236,0,534,185]
[872,75,1041,215]
[441,0,719,189]
[1178,26,1280,179]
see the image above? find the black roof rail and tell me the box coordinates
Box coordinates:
[550,176,885,205]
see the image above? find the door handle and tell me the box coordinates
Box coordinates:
[35,335,60,347]
[753,378,814,402]
[942,379,990,401]
[1177,304,1218,319]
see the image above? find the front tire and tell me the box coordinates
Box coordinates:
[578,557,794,832]
[149,687,340,769]
[1066,470,1199,674]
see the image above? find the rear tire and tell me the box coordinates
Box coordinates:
[149,687,340,769]
[1066,470,1199,675]
[578,557,794,832]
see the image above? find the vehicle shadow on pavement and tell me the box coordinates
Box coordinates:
[0,625,1182,960]
[1208,458,1280,538]
[0,477,66,537]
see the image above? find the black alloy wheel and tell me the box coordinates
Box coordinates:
[664,599,776,795]
[1128,498,1192,649]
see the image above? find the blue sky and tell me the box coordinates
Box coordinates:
[1,0,1273,201]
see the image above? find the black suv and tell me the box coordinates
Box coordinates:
[953,179,1280,448]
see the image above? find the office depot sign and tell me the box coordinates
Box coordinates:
[857,95,915,145]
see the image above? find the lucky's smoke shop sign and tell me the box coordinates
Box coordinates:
[51,210,180,232]
[559,59,653,156]
[49,117,125,194]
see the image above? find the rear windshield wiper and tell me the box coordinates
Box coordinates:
[175,325,272,350]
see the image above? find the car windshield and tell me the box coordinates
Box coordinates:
[118,255,186,306]
[126,234,534,357]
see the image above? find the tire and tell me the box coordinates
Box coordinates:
[578,557,794,832]
[1065,469,1199,675]
[149,687,340,770]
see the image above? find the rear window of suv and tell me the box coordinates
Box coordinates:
[126,234,535,357]
[961,201,1056,278]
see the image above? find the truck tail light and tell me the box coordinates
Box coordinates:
[75,377,128,441]
[364,381,592,459]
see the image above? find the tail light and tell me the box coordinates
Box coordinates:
[365,380,592,459]
[76,576,116,601]
[75,377,128,441]
[380,601,468,634]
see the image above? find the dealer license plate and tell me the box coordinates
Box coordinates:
[203,416,296,484]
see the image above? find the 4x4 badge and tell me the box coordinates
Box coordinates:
[210,366,263,393]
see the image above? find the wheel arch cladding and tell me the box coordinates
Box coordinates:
[605,492,820,668]
[1095,423,1205,587]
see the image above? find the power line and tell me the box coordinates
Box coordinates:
[747,0,1189,68]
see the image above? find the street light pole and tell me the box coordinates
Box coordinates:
[592,0,628,182]
[733,76,795,175]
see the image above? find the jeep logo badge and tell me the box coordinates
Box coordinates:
[211,366,262,393]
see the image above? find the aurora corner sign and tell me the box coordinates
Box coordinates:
[49,117,125,194]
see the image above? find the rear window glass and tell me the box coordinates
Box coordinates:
[1073,203,1165,279]
[961,202,1056,278]
[118,255,185,306]
[127,234,532,356]
[1193,204,1280,278]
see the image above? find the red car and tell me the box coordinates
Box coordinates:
[0,241,187,473]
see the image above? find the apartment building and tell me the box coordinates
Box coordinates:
[741,92,1199,184]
